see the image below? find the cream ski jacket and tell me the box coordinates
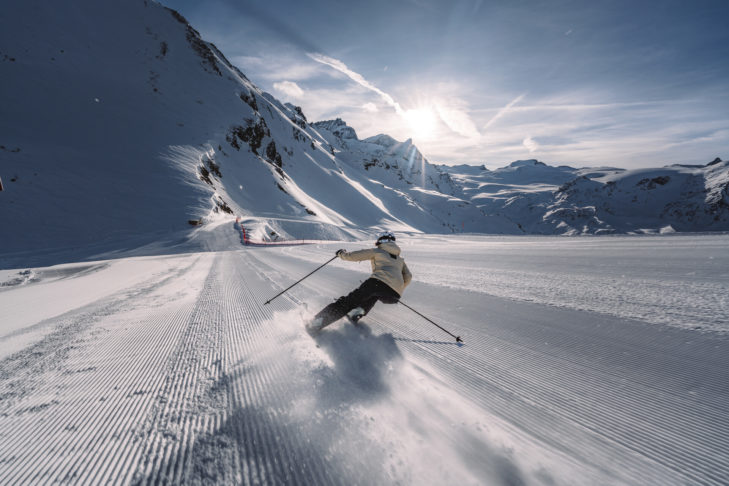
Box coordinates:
[339,241,412,296]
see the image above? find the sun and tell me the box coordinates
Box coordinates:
[404,107,437,141]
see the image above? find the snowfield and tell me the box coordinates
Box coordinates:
[1,232,728,485]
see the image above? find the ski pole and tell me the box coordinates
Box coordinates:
[264,255,338,305]
[398,300,463,343]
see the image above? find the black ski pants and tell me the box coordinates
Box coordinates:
[315,278,400,328]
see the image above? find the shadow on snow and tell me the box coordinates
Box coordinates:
[310,322,403,406]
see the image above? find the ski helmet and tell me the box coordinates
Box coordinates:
[375,231,396,245]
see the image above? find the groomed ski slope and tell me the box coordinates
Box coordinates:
[1,234,728,485]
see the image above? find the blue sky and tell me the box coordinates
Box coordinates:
[161,0,728,168]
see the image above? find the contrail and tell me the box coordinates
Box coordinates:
[483,93,526,130]
[309,52,481,140]
[307,53,404,115]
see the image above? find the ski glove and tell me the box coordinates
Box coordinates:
[336,249,346,257]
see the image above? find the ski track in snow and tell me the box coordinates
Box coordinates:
[1,236,728,485]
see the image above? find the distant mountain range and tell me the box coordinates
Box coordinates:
[438,158,729,234]
[1,0,727,262]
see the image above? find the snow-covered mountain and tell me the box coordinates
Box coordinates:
[0,0,515,266]
[440,158,729,234]
[310,119,514,235]
[1,0,727,267]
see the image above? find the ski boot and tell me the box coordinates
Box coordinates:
[346,307,366,325]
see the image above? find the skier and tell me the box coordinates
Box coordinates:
[306,231,412,334]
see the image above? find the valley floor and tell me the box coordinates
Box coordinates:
[1,234,728,485]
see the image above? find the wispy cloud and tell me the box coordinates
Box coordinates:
[241,51,726,169]
[509,100,677,113]
[231,55,323,81]
[273,81,304,99]
[307,53,404,115]
[435,102,480,138]
[523,136,539,153]
[410,90,729,168]
[291,84,379,122]
[170,0,728,170]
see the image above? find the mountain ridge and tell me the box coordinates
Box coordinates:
[1,0,727,268]
[439,156,728,235]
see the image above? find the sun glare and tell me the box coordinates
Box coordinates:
[404,107,437,140]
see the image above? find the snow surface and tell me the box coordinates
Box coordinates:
[2,3,729,483]
[2,233,728,485]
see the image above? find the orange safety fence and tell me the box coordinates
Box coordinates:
[234,217,318,247]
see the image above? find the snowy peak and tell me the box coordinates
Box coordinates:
[309,119,518,234]
[311,118,357,140]
[507,159,545,168]
[360,135,423,163]
[478,159,581,186]
[707,157,724,167]
[363,134,399,148]
[316,120,449,191]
